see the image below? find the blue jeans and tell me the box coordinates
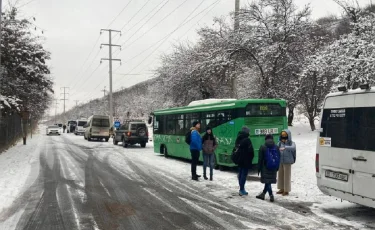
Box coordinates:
[203,153,214,176]
[263,183,273,195]
[238,167,249,191]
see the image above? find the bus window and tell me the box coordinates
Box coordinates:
[166,115,176,135]
[154,115,165,134]
[202,112,215,131]
[185,113,200,130]
[245,104,285,117]
[176,114,185,135]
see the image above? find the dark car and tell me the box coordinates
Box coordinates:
[113,121,148,148]
[67,120,77,133]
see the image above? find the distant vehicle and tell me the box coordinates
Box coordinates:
[148,98,287,169]
[55,123,63,133]
[84,115,111,142]
[74,119,87,135]
[46,125,61,135]
[113,120,148,148]
[67,120,77,133]
[316,84,375,209]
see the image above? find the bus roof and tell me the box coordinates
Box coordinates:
[153,98,286,115]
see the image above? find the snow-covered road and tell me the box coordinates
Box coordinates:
[0,124,374,229]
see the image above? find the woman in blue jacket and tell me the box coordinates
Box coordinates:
[277,129,296,196]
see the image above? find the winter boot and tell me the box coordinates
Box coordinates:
[192,175,199,181]
[270,195,275,202]
[256,192,266,200]
[282,192,289,196]
[210,175,213,181]
[239,190,248,196]
[276,189,284,194]
[203,172,208,180]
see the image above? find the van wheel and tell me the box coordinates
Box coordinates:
[140,142,146,148]
[113,138,118,145]
[122,140,128,148]
[88,135,92,141]
[105,138,109,142]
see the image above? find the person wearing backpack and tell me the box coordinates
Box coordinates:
[202,127,217,181]
[277,129,296,196]
[189,121,202,181]
[235,126,254,196]
[256,134,281,202]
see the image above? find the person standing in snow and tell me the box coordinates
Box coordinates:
[235,126,254,196]
[202,127,217,181]
[277,130,296,196]
[63,124,67,133]
[190,121,202,181]
[256,134,280,202]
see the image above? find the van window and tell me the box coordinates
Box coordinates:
[92,118,110,127]
[320,107,375,151]
[78,121,87,126]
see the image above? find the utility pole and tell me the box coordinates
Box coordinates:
[0,0,3,121]
[234,0,240,32]
[100,29,121,125]
[231,0,240,99]
[101,86,107,97]
[53,99,59,124]
[60,87,69,121]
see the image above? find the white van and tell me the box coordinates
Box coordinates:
[316,84,375,208]
[84,115,111,142]
[74,119,87,135]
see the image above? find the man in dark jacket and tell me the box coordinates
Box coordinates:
[256,134,281,202]
[235,126,254,196]
[190,121,202,181]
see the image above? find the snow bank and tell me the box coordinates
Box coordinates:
[0,126,42,213]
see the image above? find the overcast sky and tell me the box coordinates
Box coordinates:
[16,0,372,115]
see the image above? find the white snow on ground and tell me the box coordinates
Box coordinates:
[0,127,42,212]
[1,120,374,229]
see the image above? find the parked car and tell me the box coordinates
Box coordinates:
[67,120,77,133]
[74,119,87,135]
[84,115,111,142]
[55,123,63,133]
[113,120,148,148]
[46,125,61,135]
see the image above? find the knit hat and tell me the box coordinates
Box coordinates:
[265,134,273,140]
[241,126,250,134]
[192,121,200,127]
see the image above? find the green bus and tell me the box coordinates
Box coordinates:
[149,99,287,169]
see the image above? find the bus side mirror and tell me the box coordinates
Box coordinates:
[148,116,153,125]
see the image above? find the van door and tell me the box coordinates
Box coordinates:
[351,93,375,199]
[318,95,355,194]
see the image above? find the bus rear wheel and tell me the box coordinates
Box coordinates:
[162,146,168,158]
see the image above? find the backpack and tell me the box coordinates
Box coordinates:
[265,146,280,170]
[185,130,192,145]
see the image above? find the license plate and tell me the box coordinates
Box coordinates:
[254,128,278,135]
[325,170,348,181]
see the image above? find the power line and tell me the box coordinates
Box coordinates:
[118,0,219,66]
[107,0,134,28]
[117,0,170,50]
[117,0,153,35]
[114,0,220,88]
[119,0,189,51]
[67,35,101,89]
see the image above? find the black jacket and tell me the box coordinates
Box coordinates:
[258,139,280,184]
[235,132,254,169]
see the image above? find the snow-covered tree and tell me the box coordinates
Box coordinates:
[0,8,53,119]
